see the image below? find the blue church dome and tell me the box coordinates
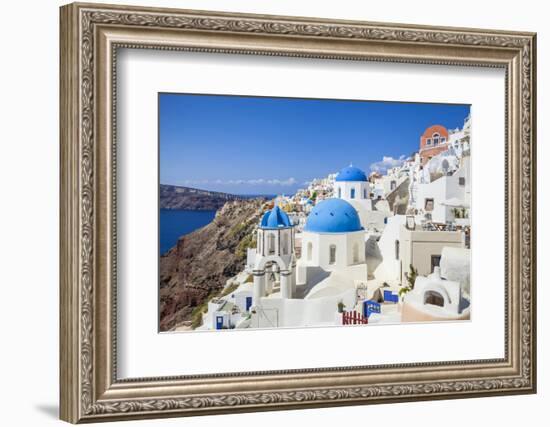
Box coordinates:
[260,205,292,229]
[335,165,368,182]
[304,198,363,233]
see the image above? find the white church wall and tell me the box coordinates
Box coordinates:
[301,230,365,270]
[335,180,370,201]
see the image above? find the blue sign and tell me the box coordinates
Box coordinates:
[363,300,381,318]
[384,290,399,303]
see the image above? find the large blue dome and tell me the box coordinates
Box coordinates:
[304,198,363,233]
[335,165,368,182]
[260,205,292,229]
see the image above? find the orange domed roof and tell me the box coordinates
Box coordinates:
[420,125,449,151]
[422,125,448,139]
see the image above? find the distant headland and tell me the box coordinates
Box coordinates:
[160,184,273,211]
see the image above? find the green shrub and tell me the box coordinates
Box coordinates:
[219,282,239,298]
[236,233,256,259]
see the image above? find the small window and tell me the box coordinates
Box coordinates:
[329,244,337,264]
[433,133,440,146]
[441,137,447,143]
[431,255,441,272]
[307,242,313,261]
[459,177,465,186]
[259,233,263,255]
[268,233,276,255]
[426,138,432,146]
[337,187,341,198]
[353,243,359,263]
[282,233,288,255]
[390,180,396,191]
[363,189,367,199]
[425,198,434,212]
[350,188,355,199]
[395,240,400,260]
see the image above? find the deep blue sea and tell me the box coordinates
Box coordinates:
[160,209,216,255]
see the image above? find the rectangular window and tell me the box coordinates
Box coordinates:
[431,255,441,273]
[459,177,466,186]
[329,245,336,264]
[268,234,275,255]
[425,198,434,212]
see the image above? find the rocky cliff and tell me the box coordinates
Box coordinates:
[159,199,265,331]
[160,184,248,210]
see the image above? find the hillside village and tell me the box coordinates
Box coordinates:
[187,115,472,331]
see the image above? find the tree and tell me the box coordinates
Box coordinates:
[399,265,418,298]
[405,264,418,289]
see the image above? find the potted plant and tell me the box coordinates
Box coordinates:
[337,300,345,313]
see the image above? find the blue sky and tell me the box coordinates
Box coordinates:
[159,93,470,195]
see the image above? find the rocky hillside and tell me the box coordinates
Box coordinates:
[159,199,265,331]
[160,184,248,210]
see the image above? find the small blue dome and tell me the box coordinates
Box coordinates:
[304,198,363,233]
[335,165,368,182]
[260,205,292,229]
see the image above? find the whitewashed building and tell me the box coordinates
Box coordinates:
[398,221,464,284]
[414,156,471,224]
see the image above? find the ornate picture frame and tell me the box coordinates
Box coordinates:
[60,2,536,423]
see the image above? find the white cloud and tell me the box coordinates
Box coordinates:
[369,155,406,174]
[182,177,298,187]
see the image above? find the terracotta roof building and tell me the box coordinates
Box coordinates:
[419,125,450,164]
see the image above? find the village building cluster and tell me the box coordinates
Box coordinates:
[197,115,472,331]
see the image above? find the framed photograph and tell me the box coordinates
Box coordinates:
[60,2,537,423]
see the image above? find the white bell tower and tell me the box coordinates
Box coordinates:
[252,205,296,307]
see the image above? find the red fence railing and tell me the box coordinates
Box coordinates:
[342,310,368,325]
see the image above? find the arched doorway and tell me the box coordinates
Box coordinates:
[424,290,444,307]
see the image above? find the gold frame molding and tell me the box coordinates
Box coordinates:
[60,2,537,423]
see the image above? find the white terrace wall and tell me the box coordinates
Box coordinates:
[253,288,356,328]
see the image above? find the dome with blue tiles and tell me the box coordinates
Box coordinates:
[260,205,293,229]
[335,165,368,182]
[304,198,363,233]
